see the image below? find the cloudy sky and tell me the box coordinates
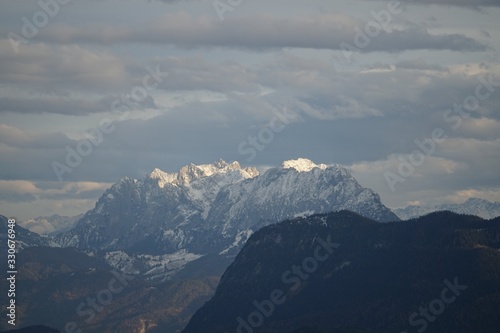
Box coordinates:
[1,0,499,220]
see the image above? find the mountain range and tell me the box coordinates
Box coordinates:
[0,216,49,250]
[21,198,500,238]
[14,159,500,282]
[394,198,500,220]
[5,158,500,333]
[54,158,397,254]
[18,214,83,236]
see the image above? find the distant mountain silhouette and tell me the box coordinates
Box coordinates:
[394,198,500,220]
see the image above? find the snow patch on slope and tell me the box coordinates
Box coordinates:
[220,229,254,255]
[282,158,327,172]
[105,249,202,281]
[293,210,315,218]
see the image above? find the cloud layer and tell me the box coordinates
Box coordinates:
[0,0,499,219]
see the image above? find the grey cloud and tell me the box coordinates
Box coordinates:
[398,139,500,199]
[150,0,202,2]
[383,0,500,7]
[0,41,132,93]
[155,57,261,93]
[395,58,447,71]
[357,27,488,52]
[1,0,499,219]
[0,55,498,190]
[0,124,71,149]
[0,192,37,203]
[255,54,500,124]
[350,138,500,208]
[0,97,110,116]
[354,0,500,8]
[59,57,500,143]
[109,0,500,6]
[0,180,112,204]
[0,96,498,209]
[32,13,488,53]
[0,94,157,117]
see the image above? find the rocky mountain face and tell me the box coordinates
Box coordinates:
[394,198,500,220]
[54,160,258,254]
[182,211,500,333]
[55,158,398,259]
[203,160,397,241]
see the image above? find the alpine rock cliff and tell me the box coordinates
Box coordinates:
[55,158,398,260]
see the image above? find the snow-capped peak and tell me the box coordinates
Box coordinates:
[178,159,258,185]
[149,168,178,188]
[281,158,328,172]
[148,160,259,188]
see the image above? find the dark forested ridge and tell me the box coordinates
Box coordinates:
[183,211,500,333]
[0,325,60,333]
